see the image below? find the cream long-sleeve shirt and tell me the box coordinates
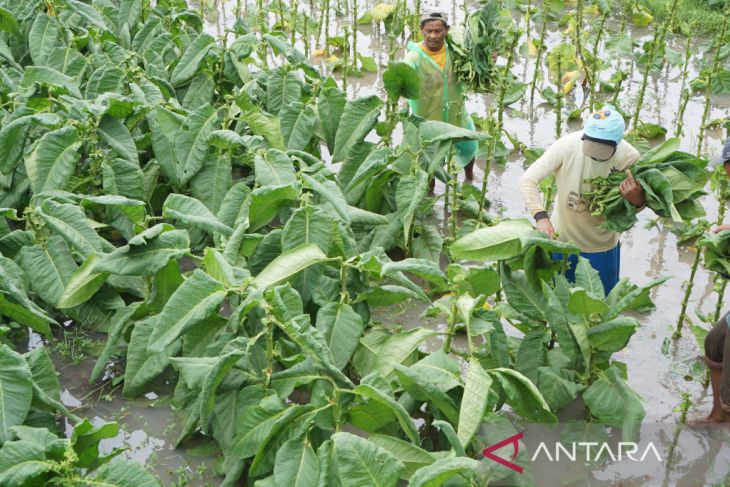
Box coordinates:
[519,131,640,252]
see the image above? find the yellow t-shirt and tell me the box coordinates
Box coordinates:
[420,42,446,70]
[518,131,641,252]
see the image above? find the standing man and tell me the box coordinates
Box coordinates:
[518,105,645,292]
[699,139,730,424]
[405,11,478,181]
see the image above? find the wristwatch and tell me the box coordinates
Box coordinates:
[533,211,549,221]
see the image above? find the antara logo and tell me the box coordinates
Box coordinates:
[482,432,664,473]
[482,432,524,473]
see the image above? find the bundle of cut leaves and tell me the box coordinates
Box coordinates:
[447,0,504,93]
[699,230,730,276]
[583,139,709,232]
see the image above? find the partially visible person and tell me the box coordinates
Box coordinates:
[699,138,730,424]
[404,11,478,181]
[518,105,644,292]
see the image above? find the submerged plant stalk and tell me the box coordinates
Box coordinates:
[529,0,550,104]
[674,246,702,339]
[697,12,729,156]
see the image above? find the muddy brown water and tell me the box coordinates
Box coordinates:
[37,1,730,485]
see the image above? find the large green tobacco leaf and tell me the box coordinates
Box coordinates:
[412,225,443,263]
[19,237,75,305]
[90,304,138,383]
[0,440,55,486]
[21,66,81,98]
[395,170,429,245]
[315,302,364,369]
[316,87,347,154]
[419,121,488,144]
[118,0,143,33]
[0,345,33,443]
[57,254,108,309]
[253,243,328,290]
[26,347,79,421]
[450,219,533,261]
[162,193,233,237]
[457,357,492,448]
[95,228,189,276]
[368,435,435,479]
[332,96,383,163]
[248,184,300,231]
[25,126,81,194]
[501,267,547,322]
[343,147,390,199]
[237,92,285,150]
[352,328,437,380]
[267,67,303,114]
[395,364,459,424]
[100,159,144,203]
[587,317,638,354]
[0,7,20,39]
[574,256,605,299]
[381,258,447,288]
[93,459,162,487]
[123,321,180,398]
[536,367,585,411]
[66,0,111,30]
[146,269,227,354]
[0,257,55,336]
[408,457,481,487]
[148,106,184,185]
[255,149,297,187]
[189,154,232,214]
[0,112,60,175]
[583,365,645,439]
[301,173,351,223]
[199,347,247,434]
[275,315,353,388]
[171,33,216,87]
[281,102,317,151]
[282,205,333,253]
[353,382,420,444]
[383,62,420,100]
[332,432,404,487]
[489,368,556,423]
[29,12,60,66]
[567,289,609,317]
[411,351,461,392]
[38,199,111,257]
[174,104,220,185]
[273,437,320,487]
[97,115,138,164]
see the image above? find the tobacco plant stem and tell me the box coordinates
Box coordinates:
[632,0,679,129]
[673,33,693,136]
[530,0,549,104]
[674,246,702,339]
[556,57,563,139]
[443,300,458,353]
[573,0,593,100]
[265,318,274,389]
[291,0,298,45]
[447,146,458,243]
[697,13,729,156]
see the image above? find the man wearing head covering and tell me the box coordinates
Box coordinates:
[404,11,478,181]
[699,138,730,424]
[518,105,644,292]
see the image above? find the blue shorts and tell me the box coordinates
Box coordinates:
[551,244,621,294]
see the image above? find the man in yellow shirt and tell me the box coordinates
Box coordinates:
[405,11,478,181]
[519,105,644,292]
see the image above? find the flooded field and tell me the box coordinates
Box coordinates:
[37,0,730,485]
